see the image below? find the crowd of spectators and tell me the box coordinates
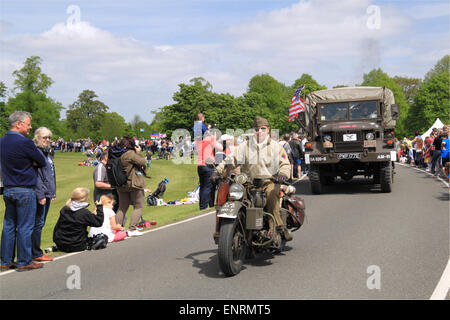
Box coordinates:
[395,125,450,182]
[53,137,179,162]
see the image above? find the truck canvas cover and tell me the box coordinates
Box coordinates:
[307,86,396,128]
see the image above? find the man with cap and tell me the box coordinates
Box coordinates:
[211,116,292,241]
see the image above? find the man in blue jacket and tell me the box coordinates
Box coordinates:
[0,111,47,272]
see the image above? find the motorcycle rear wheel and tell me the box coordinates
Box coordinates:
[218,213,248,277]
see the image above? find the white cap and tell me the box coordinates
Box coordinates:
[220,134,234,141]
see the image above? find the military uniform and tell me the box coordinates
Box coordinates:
[214,117,291,232]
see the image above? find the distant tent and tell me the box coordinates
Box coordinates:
[421,118,444,140]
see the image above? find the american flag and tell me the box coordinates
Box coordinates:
[288,85,305,122]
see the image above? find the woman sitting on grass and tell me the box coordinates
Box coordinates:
[52,188,104,253]
[89,194,127,243]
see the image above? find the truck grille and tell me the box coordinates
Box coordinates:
[333,131,363,152]
[335,142,363,152]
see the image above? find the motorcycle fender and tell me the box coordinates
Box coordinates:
[217,201,242,219]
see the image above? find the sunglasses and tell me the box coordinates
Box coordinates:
[42,136,52,140]
[254,127,268,132]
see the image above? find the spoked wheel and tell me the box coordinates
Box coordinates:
[218,211,248,277]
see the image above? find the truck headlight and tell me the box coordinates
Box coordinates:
[229,183,244,200]
[323,135,332,142]
[365,132,375,140]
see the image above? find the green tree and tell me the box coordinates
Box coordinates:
[159,77,213,137]
[148,110,165,134]
[0,82,8,136]
[6,56,63,137]
[406,57,450,134]
[12,56,53,94]
[100,112,128,141]
[424,55,450,81]
[361,68,410,137]
[66,90,109,140]
[291,74,327,98]
[392,76,422,105]
[247,74,292,133]
[129,114,151,138]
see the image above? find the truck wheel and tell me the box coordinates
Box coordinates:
[380,163,392,193]
[309,166,323,194]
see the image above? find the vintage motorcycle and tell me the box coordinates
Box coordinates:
[213,172,306,277]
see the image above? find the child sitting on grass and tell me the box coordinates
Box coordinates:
[52,188,104,252]
[89,194,127,242]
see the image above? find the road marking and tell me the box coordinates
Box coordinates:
[397,163,449,188]
[0,210,216,277]
[430,257,450,300]
[398,163,450,300]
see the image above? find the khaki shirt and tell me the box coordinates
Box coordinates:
[215,135,290,179]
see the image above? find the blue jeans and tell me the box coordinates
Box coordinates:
[1,187,37,267]
[31,197,51,259]
[431,150,441,176]
[293,157,301,178]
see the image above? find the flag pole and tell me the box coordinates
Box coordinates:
[296,85,306,134]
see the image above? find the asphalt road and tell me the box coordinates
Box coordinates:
[0,164,448,300]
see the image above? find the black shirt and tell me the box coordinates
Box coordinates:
[53,205,104,252]
[433,136,443,151]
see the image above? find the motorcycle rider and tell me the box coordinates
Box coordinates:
[211,116,292,241]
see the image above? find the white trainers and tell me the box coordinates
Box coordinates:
[127,229,143,237]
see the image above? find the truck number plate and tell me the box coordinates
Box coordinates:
[343,133,357,141]
[338,153,361,159]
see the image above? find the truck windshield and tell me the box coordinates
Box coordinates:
[349,101,378,120]
[319,103,348,121]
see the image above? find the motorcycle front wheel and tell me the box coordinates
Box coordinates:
[218,212,248,277]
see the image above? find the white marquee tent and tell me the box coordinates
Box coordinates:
[421,118,445,140]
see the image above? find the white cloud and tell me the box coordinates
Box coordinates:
[1,20,222,121]
[225,0,412,85]
[0,0,447,124]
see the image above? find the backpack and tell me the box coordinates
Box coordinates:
[87,233,108,250]
[106,155,133,187]
[146,178,169,206]
[153,178,168,198]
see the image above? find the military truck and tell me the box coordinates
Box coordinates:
[300,86,400,194]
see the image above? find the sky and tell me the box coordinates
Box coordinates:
[0,0,449,124]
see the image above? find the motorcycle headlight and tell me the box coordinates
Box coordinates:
[365,132,375,140]
[235,173,249,185]
[229,183,244,200]
[323,135,332,142]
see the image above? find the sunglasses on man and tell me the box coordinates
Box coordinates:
[254,127,268,132]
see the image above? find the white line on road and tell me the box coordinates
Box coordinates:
[398,163,449,300]
[430,257,450,300]
[0,210,216,277]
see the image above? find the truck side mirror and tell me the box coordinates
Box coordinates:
[391,104,400,120]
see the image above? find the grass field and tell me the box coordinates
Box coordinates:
[0,151,210,256]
